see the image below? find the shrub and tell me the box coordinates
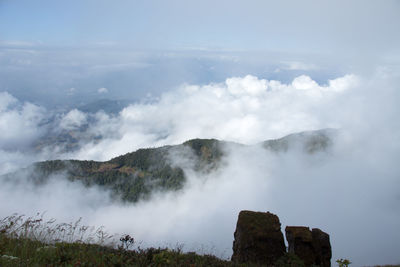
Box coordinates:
[336,258,352,267]
[275,253,305,267]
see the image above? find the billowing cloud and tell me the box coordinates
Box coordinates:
[0,92,45,150]
[59,109,87,131]
[1,127,399,266]
[0,69,399,266]
[69,74,358,161]
[0,92,49,175]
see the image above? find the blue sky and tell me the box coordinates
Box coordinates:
[1,0,399,106]
[1,0,399,54]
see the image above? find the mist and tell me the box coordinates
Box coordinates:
[0,68,399,266]
[1,127,399,266]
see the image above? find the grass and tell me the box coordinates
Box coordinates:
[1,213,399,266]
[0,213,241,266]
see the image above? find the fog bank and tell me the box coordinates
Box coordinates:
[1,69,399,266]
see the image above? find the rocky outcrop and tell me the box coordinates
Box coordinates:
[285,226,331,267]
[312,228,332,267]
[285,226,315,266]
[231,211,286,265]
[231,210,332,266]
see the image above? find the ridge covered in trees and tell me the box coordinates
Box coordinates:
[2,129,335,203]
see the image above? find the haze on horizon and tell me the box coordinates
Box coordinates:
[1,1,400,266]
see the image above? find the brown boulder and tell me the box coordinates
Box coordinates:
[285,226,331,267]
[312,228,332,267]
[231,210,286,265]
[285,226,315,266]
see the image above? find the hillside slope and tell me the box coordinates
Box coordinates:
[2,129,336,203]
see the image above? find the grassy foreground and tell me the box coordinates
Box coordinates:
[0,236,234,266]
[0,213,240,267]
[1,214,399,267]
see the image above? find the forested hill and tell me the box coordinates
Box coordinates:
[2,129,336,203]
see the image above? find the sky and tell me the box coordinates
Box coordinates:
[1,0,399,107]
[1,0,399,54]
[1,1,400,266]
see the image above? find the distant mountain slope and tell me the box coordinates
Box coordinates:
[262,128,337,153]
[2,129,337,203]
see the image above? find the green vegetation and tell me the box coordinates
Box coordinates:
[3,131,334,204]
[182,138,225,171]
[0,214,246,266]
[263,129,335,153]
[275,253,305,267]
[336,258,351,267]
[31,146,187,203]
[4,139,226,203]
[0,236,236,266]
[1,214,397,266]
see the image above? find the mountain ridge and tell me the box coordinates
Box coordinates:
[2,129,337,203]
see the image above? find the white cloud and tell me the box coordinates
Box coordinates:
[0,92,48,174]
[0,150,38,175]
[1,69,399,266]
[226,75,267,96]
[328,74,359,92]
[0,91,18,111]
[98,87,108,94]
[1,126,399,266]
[0,92,45,150]
[59,109,87,130]
[292,75,320,90]
[69,74,358,161]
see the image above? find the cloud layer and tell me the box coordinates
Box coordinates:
[0,92,45,150]
[59,109,87,131]
[0,69,399,266]
[69,74,358,161]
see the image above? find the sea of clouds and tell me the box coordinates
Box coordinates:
[0,69,399,266]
